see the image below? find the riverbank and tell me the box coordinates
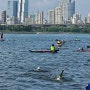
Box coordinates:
[2,30,86,34]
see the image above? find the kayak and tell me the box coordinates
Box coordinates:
[29,49,59,53]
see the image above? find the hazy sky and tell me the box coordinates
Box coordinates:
[0,0,90,20]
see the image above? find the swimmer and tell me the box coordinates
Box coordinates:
[85,83,90,90]
[36,67,41,71]
[78,48,81,52]
[57,69,65,81]
[57,76,61,80]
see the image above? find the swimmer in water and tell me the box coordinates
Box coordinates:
[57,69,64,80]
[36,67,41,71]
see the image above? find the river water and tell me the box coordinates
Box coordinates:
[0,34,90,90]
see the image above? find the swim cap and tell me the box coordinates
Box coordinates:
[78,48,80,50]
[37,67,40,70]
[57,76,61,80]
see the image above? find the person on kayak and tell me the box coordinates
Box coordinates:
[0,33,3,40]
[57,40,61,44]
[1,33,3,39]
[50,44,55,52]
[75,37,80,41]
[57,40,62,47]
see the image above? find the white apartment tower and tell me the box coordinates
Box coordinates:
[17,0,28,23]
[54,6,63,24]
[35,11,44,24]
[85,13,90,24]
[71,13,81,24]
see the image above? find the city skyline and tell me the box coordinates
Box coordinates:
[0,0,90,20]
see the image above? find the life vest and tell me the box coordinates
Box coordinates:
[50,46,55,51]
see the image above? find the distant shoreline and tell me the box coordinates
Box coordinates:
[2,31,87,34]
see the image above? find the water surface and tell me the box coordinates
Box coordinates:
[0,34,90,90]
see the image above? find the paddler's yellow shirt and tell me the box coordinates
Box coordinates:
[50,46,55,51]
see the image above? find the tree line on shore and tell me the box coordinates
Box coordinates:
[0,24,90,33]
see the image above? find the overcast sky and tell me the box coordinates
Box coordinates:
[0,0,90,20]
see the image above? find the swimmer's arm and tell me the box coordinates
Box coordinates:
[59,70,64,78]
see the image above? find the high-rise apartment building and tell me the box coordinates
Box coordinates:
[48,10,55,24]
[6,0,18,24]
[48,6,63,24]
[85,13,90,24]
[17,0,29,23]
[71,13,82,24]
[54,6,63,24]
[26,14,36,24]
[35,11,44,24]
[1,10,6,24]
[60,0,75,21]
[7,0,18,18]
